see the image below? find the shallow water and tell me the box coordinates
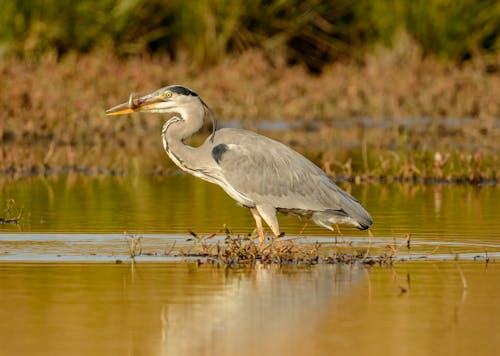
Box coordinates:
[0,175,499,355]
[1,174,499,239]
[0,262,498,356]
[1,175,499,257]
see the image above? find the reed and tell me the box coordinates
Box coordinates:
[0,49,498,182]
[1,0,498,69]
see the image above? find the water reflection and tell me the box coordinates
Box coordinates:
[161,264,361,355]
[1,174,499,356]
[1,175,499,244]
[0,262,498,356]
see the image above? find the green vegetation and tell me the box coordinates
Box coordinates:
[1,1,499,69]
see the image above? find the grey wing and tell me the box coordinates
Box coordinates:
[211,129,371,224]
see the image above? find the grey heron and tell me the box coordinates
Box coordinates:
[106,85,372,246]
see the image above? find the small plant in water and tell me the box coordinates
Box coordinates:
[126,235,143,260]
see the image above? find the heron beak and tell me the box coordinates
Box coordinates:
[105,92,164,116]
[105,102,135,116]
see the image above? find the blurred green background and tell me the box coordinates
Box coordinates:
[1,0,499,70]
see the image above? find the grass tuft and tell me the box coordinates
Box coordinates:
[182,233,396,267]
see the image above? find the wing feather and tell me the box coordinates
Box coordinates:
[212,128,361,215]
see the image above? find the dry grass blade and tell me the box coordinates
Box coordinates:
[126,235,143,260]
[182,232,398,267]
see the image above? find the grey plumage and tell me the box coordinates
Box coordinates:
[106,85,373,245]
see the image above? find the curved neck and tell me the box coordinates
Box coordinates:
[161,103,207,172]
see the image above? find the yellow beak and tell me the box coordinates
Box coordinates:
[106,92,165,116]
[105,102,135,116]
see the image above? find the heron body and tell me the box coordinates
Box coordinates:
[107,85,373,245]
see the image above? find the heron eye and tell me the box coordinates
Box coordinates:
[165,91,173,98]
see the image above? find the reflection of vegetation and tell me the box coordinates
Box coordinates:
[0,199,23,224]
[1,175,497,241]
[0,1,499,69]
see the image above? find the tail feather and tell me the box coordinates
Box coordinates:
[317,183,373,230]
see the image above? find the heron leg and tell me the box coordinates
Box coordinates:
[250,208,265,247]
[256,205,281,237]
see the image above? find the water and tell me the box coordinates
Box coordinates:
[0,262,498,356]
[1,174,499,239]
[0,175,499,355]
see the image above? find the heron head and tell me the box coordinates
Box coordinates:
[106,85,201,116]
